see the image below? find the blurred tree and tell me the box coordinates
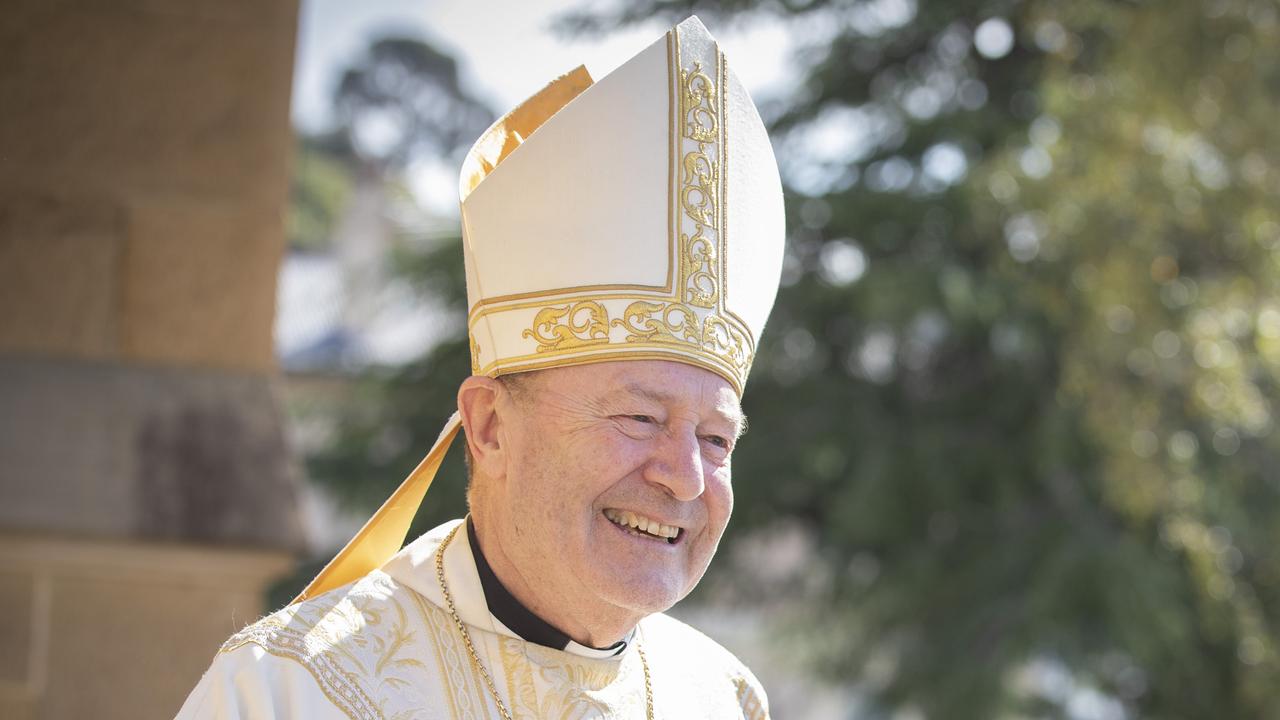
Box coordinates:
[286,35,494,251]
[557,0,1280,717]
[331,36,493,171]
[290,28,490,517]
[299,1,1280,718]
[270,34,491,601]
[301,235,474,552]
[287,135,353,251]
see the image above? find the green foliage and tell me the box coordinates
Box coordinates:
[287,136,353,251]
[285,33,494,251]
[275,240,475,605]
[302,2,1280,717]
[334,36,493,170]
[305,235,473,536]
[567,0,1280,717]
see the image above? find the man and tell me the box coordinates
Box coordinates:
[178,15,784,718]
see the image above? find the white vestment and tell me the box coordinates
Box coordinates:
[176,519,769,719]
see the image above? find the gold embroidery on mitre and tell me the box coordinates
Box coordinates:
[615,300,702,345]
[677,60,721,309]
[703,313,752,374]
[681,226,719,309]
[510,29,755,387]
[681,62,719,144]
[615,44,752,376]
[521,301,611,352]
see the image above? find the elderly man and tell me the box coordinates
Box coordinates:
[178,15,783,719]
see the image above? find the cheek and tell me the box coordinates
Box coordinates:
[587,432,652,475]
[704,470,734,528]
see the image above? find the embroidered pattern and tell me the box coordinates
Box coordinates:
[219,571,493,720]
[220,577,390,720]
[218,537,769,720]
[499,638,542,718]
[608,51,752,379]
[498,638,639,719]
[735,676,769,720]
[677,61,721,309]
[508,30,755,388]
[615,300,702,345]
[415,589,487,720]
[218,565,764,719]
[522,301,611,352]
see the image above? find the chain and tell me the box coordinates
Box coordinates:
[638,644,655,720]
[434,523,655,719]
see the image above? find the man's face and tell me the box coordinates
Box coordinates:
[484,360,744,618]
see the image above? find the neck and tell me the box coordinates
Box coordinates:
[470,513,640,648]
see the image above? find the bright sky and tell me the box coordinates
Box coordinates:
[292,0,796,133]
[292,0,800,214]
[284,1,800,361]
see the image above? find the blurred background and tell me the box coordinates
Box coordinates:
[2,0,1279,718]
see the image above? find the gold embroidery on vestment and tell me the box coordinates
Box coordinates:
[219,577,388,720]
[499,638,541,718]
[419,589,487,719]
[735,676,769,720]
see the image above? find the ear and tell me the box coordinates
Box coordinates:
[457,375,509,480]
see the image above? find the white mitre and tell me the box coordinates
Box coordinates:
[460,15,784,394]
[294,16,785,603]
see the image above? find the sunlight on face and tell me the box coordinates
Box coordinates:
[485,360,744,618]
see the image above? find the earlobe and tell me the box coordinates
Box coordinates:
[457,376,506,477]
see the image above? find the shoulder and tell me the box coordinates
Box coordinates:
[639,612,769,719]
[176,642,349,720]
[184,570,422,720]
[221,569,405,659]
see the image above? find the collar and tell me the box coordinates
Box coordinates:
[466,517,627,658]
[380,518,631,659]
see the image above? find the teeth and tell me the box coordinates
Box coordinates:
[604,509,680,540]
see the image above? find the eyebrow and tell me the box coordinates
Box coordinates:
[616,383,748,438]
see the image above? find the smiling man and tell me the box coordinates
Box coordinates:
[179,16,783,719]
[460,361,743,650]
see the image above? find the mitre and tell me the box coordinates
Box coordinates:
[295,16,784,602]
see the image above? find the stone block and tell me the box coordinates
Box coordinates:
[0,357,304,551]
[121,196,282,371]
[0,0,296,203]
[0,189,122,358]
[0,571,34,689]
[0,536,294,720]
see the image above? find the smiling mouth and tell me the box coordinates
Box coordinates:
[603,508,683,545]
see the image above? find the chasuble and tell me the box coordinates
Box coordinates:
[176,520,769,719]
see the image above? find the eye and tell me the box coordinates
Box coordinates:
[701,434,731,451]
[627,414,657,424]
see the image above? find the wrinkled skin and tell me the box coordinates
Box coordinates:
[459,360,744,647]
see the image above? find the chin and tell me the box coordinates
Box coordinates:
[596,570,698,616]
[608,587,683,616]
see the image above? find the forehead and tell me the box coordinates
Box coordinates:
[521,360,743,422]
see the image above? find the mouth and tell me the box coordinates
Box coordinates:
[603,508,683,545]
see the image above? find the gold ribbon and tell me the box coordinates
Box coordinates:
[292,412,463,603]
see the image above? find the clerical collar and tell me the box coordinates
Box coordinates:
[466,517,628,658]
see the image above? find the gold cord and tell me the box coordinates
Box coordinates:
[434,523,654,719]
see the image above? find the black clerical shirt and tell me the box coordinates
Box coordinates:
[466,516,628,657]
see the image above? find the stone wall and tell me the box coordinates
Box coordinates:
[0,0,304,717]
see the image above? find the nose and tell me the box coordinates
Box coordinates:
[645,425,706,501]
